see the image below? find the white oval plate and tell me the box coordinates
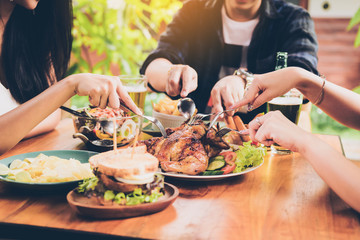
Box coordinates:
[158,160,263,181]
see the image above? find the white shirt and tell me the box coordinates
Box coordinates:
[0,83,19,115]
[222,5,259,46]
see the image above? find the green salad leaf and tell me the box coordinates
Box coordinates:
[76,176,164,206]
[233,141,266,173]
[77,177,98,193]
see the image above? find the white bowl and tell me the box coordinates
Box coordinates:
[152,110,187,129]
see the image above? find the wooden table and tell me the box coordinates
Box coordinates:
[0,118,359,240]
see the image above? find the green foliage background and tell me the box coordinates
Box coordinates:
[69,1,360,139]
[69,0,182,113]
[348,7,360,47]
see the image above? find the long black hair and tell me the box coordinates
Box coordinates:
[1,0,73,103]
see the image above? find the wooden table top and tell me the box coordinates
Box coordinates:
[0,118,359,240]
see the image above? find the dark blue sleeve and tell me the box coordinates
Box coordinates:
[281,10,319,75]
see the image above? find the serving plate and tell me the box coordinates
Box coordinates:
[67,183,179,219]
[142,123,163,137]
[159,160,264,181]
[0,150,97,192]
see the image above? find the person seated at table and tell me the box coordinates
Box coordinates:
[0,0,141,154]
[140,0,318,123]
[231,67,360,212]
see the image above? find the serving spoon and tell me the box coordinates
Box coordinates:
[177,98,196,120]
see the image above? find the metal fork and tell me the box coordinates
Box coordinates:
[143,116,167,138]
[216,127,249,138]
[189,113,213,125]
[208,108,237,130]
[120,100,167,138]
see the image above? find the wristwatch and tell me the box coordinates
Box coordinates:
[233,68,254,90]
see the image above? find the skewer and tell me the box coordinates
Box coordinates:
[113,118,117,151]
[131,129,139,159]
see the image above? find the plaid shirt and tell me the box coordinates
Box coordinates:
[140,0,318,120]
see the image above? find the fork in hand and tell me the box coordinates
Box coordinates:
[216,127,249,138]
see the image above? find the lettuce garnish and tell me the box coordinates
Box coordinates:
[233,141,266,173]
[76,175,164,206]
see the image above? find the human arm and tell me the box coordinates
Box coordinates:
[247,111,360,212]
[231,67,360,130]
[0,73,141,154]
[279,8,318,74]
[24,109,61,139]
[140,1,199,98]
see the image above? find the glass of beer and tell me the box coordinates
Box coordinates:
[267,89,303,154]
[119,75,147,111]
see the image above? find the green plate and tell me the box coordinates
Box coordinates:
[0,150,98,192]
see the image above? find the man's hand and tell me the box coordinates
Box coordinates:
[166,64,198,97]
[210,75,246,117]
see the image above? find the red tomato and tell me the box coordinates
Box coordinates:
[219,151,237,165]
[221,164,236,174]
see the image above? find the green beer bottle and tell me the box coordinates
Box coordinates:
[275,52,288,70]
[269,51,302,154]
[268,51,302,126]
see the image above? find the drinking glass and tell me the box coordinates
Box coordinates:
[119,75,147,111]
[267,89,303,154]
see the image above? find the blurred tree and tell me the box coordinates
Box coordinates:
[347,7,360,47]
[69,0,182,108]
[70,0,181,75]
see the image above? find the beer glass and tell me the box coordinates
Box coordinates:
[119,75,147,111]
[267,89,303,154]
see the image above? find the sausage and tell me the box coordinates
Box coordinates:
[225,115,236,129]
[233,115,251,142]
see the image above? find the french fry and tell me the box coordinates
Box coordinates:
[153,96,196,116]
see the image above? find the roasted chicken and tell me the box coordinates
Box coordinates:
[142,121,230,175]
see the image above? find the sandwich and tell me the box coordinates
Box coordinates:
[76,145,164,206]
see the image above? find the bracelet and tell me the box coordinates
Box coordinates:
[313,75,326,105]
[233,68,254,90]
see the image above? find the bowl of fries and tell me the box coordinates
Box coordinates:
[152,97,187,129]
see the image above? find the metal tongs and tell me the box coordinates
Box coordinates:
[119,100,167,138]
[60,106,92,118]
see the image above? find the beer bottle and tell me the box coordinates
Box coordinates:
[275,52,288,70]
[269,51,303,154]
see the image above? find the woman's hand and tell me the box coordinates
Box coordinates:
[68,73,142,115]
[210,75,245,117]
[231,67,304,111]
[248,111,310,152]
[166,64,198,97]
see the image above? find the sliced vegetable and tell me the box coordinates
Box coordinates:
[219,151,236,165]
[202,170,224,176]
[221,164,236,174]
[207,156,225,171]
[120,119,137,139]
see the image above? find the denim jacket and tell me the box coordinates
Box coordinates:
[140,0,318,117]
